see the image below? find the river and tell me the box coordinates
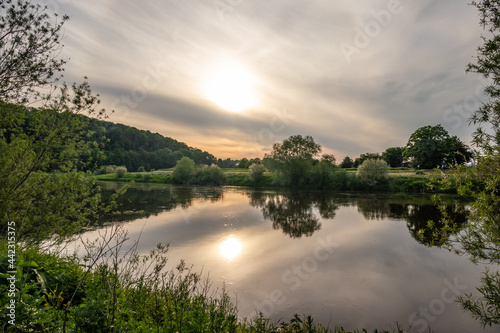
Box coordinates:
[68,182,498,333]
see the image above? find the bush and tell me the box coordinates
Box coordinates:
[115,166,127,178]
[95,165,117,175]
[248,163,266,182]
[137,166,145,172]
[172,157,195,184]
[196,164,225,185]
[356,159,389,186]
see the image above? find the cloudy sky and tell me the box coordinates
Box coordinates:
[51,0,485,159]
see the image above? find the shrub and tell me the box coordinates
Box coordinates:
[172,157,195,184]
[137,166,145,172]
[248,163,266,182]
[115,166,127,178]
[95,165,117,175]
[196,164,225,185]
[356,159,389,186]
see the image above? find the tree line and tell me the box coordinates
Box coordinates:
[337,124,473,169]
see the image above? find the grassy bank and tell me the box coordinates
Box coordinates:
[0,240,406,333]
[95,168,455,193]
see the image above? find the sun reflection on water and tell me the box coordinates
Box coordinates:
[219,235,242,260]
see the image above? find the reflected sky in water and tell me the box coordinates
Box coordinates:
[73,184,497,333]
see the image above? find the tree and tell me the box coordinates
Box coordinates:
[339,156,354,168]
[172,156,195,184]
[264,135,321,187]
[0,0,69,103]
[238,158,249,168]
[403,124,471,169]
[354,153,381,168]
[247,163,266,182]
[0,1,110,243]
[356,159,389,186]
[382,147,405,168]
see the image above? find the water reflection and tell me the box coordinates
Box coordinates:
[248,191,341,238]
[98,182,223,223]
[89,183,491,332]
[99,183,469,247]
[219,235,243,260]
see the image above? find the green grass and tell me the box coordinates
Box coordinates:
[95,168,456,193]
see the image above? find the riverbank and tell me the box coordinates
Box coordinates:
[95,168,456,193]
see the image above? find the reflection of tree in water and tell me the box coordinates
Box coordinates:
[98,183,223,224]
[352,195,468,247]
[248,191,342,238]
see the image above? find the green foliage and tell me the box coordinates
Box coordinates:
[458,270,500,327]
[265,135,322,187]
[195,164,225,185]
[137,166,145,172]
[172,156,196,184]
[0,0,69,103]
[467,0,500,155]
[356,159,390,186]
[0,105,111,244]
[339,156,354,168]
[382,147,405,167]
[0,1,114,245]
[115,166,127,178]
[420,1,500,326]
[403,125,472,169]
[354,153,381,168]
[248,163,267,182]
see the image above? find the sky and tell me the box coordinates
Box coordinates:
[49,0,486,160]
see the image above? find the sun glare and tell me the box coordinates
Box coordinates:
[204,61,257,112]
[219,235,243,260]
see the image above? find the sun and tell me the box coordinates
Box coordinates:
[204,61,257,112]
[219,235,243,260]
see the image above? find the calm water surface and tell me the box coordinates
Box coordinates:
[74,182,498,333]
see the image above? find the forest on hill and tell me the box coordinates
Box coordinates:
[1,104,234,172]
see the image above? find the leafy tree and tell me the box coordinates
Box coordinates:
[309,154,339,189]
[238,158,249,168]
[382,147,405,167]
[195,164,225,185]
[339,156,354,168]
[172,156,195,184]
[447,136,474,166]
[0,1,113,243]
[247,163,266,182]
[403,124,471,169]
[0,0,69,103]
[265,135,321,187]
[356,159,389,186]
[354,153,381,168]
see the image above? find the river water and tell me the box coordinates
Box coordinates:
[70,182,498,333]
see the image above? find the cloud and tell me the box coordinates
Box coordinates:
[57,0,484,159]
